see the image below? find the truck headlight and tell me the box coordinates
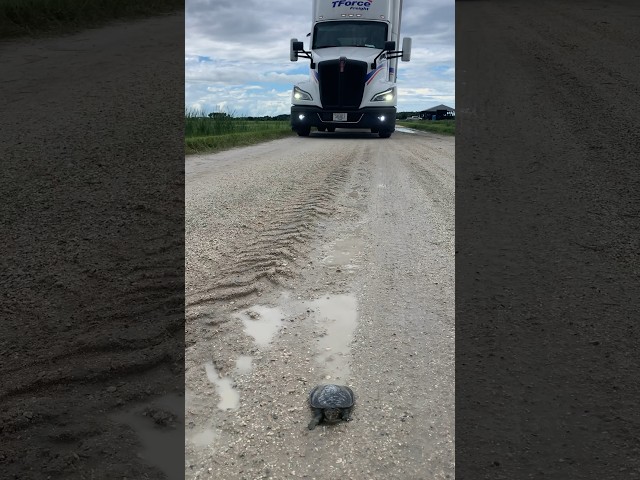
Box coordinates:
[371,88,395,102]
[293,86,313,101]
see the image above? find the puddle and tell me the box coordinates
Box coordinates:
[185,387,195,410]
[235,355,253,374]
[205,362,240,410]
[110,393,184,480]
[322,236,365,268]
[189,426,219,447]
[185,387,219,451]
[235,305,284,347]
[308,294,358,381]
[229,292,358,382]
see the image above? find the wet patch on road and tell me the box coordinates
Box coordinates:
[307,294,358,382]
[235,305,285,347]
[395,126,417,134]
[321,235,365,271]
[233,290,359,383]
[235,355,253,374]
[189,426,219,447]
[205,361,240,411]
[110,393,184,479]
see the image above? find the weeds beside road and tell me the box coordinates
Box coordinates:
[397,119,455,136]
[185,111,294,155]
[186,129,295,155]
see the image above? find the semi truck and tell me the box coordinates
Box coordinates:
[289,0,412,138]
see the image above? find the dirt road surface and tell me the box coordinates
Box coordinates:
[1,15,184,479]
[185,130,455,479]
[456,1,640,478]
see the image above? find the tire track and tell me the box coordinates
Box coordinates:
[186,150,354,321]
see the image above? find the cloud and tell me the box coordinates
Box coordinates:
[186,58,309,86]
[185,0,455,116]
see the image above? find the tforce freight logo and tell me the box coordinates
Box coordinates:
[331,0,373,11]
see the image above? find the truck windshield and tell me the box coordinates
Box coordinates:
[312,21,388,49]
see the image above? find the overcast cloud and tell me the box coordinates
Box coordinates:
[185,0,454,116]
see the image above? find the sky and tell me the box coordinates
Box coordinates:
[185,0,454,117]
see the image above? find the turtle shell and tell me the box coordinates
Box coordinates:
[309,384,355,409]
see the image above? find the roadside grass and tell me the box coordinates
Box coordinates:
[397,119,455,136]
[185,110,294,155]
[184,112,454,155]
[0,0,182,39]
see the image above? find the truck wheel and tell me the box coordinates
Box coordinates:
[327,127,336,132]
[379,131,392,138]
[297,127,311,137]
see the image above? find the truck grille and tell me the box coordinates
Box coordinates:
[318,59,367,109]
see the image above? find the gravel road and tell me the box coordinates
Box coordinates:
[185,130,455,479]
[456,1,640,478]
[1,15,184,479]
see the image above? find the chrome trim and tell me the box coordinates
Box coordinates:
[316,114,364,124]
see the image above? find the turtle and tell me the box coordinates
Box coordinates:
[307,384,355,430]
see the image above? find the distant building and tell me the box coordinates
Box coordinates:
[420,104,455,120]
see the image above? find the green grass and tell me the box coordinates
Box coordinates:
[184,113,455,155]
[185,110,294,155]
[397,119,455,136]
[186,130,296,155]
[0,0,182,39]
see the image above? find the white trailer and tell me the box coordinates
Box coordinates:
[290,0,412,138]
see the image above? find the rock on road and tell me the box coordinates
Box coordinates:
[185,130,455,479]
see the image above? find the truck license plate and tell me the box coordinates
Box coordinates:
[333,113,347,121]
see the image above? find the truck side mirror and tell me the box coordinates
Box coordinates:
[290,38,300,61]
[372,40,398,69]
[291,38,314,66]
[401,37,412,61]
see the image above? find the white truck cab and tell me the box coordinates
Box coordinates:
[290,0,411,138]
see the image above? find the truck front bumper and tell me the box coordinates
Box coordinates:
[291,106,396,132]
